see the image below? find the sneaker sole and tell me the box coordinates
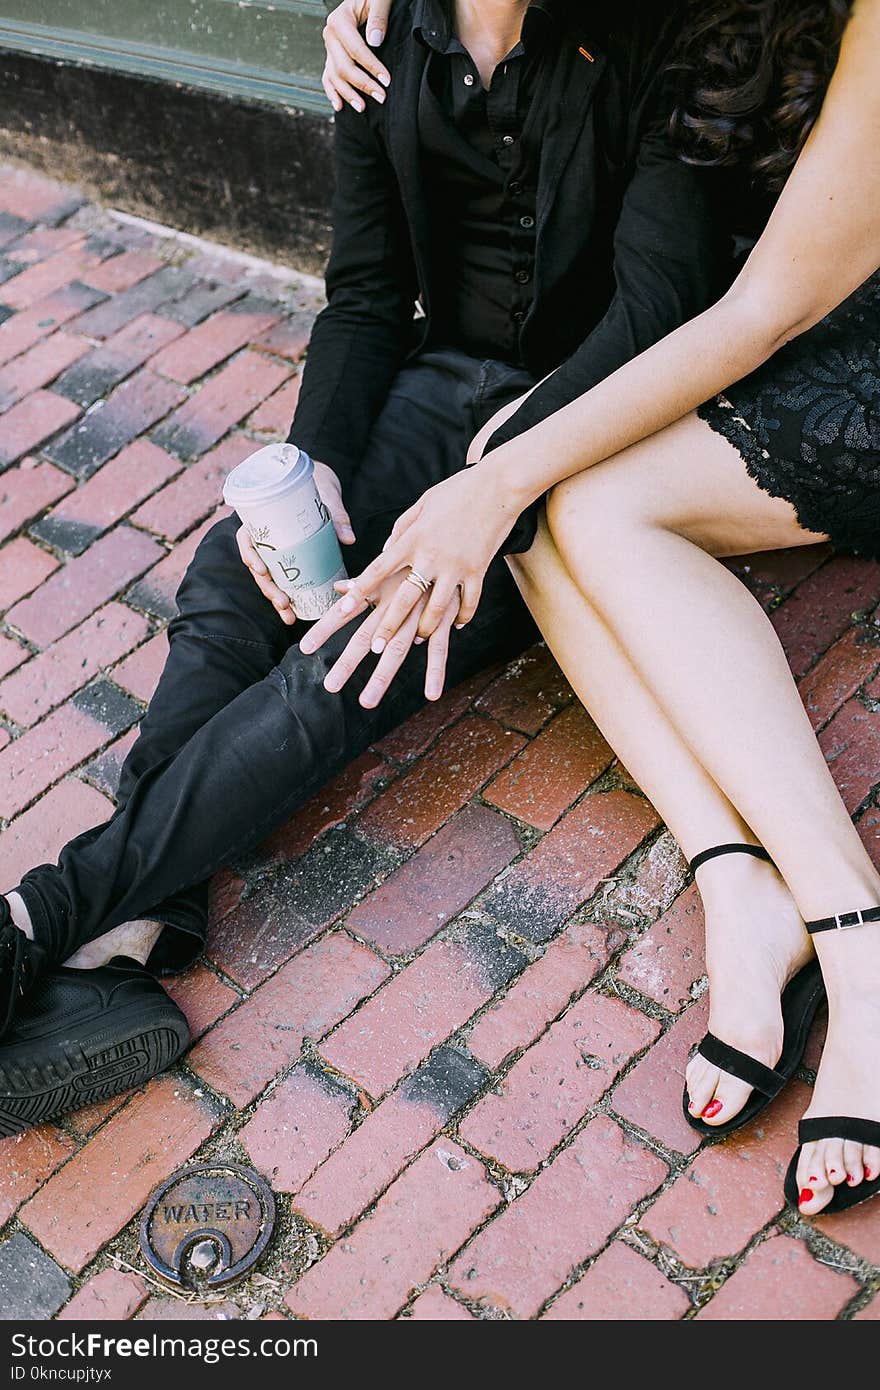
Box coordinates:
[0,1005,190,1137]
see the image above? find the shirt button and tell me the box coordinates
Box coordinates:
[520,215,535,229]
[509,180,523,195]
[513,311,526,324]
[502,134,515,145]
[514,269,530,284]
[464,73,475,86]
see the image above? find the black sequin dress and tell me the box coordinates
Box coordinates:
[698,269,880,558]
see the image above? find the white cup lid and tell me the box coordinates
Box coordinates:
[223,443,312,507]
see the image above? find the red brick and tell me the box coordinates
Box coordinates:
[0,457,73,542]
[0,633,28,679]
[799,623,880,730]
[0,283,104,368]
[820,698,880,814]
[484,704,614,829]
[188,934,390,1107]
[131,434,254,540]
[248,375,302,435]
[461,992,659,1172]
[82,250,164,294]
[542,1242,689,1321]
[0,697,124,819]
[286,1139,500,1320]
[0,1126,76,1226]
[5,226,82,265]
[373,666,499,765]
[38,439,181,552]
[407,1287,475,1320]
[612,830,690,924]
[207,867,246,928]
[486,790,661,943]
[0,332,89,412]
[730,544,831,596]
[0,778,112,892]
[45,369,186,477]
[348,804,521,954]
[128,509,228,619]
[6,526,163,646]
[152,351,291,459]
[0,169,85,225]
[0,602,149,726]
[611,998,709,1156]
[859,806,880,873]
[294,1079,459,1237]
[20,1076,219,1273]
[697,1235,856,1320]
[253,750,389,868]
[112,630,169,704]
[85,727,139,799]
[358,715,526,851]
[240,1066,355,1192]
[68,265,194,341]
[0,389,81,467]
[1,240,111,310]
[152,300,280,384]
[475,643,573,735]
[57,1269,149,1321]
[251,318,311,362]
[616,883,705,1012]
[771,556,880,679]
[0,537,59,611]
[0,730,9,752]
[641,1080,809,1267]
[160,963,239,1041]
[137,1297,241,1320]
[468,920,620,1070]
[64,1096,130,1141]
[57,313,186,405]
[816,1182,880,1265]
[448,1115,668,1317]
[320,930,522,1098]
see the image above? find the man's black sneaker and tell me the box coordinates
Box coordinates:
[0,896,49,1041]
[0,958,191,1137]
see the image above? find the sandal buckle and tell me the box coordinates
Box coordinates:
[835,909,864,930]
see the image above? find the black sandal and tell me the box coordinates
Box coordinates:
[784,903,880,1213]
[682,843,825,1138]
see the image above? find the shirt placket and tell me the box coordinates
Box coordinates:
[486,57,536,341]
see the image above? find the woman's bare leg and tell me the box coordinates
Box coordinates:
[547,410,880,1211]
[507,514,811,1126]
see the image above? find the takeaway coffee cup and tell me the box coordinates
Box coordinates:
[223,443,348,621]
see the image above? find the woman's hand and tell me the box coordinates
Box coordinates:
[300,460,528,699]
[322,0,393,112]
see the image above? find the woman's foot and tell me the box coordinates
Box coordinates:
[64,919,163,970]
[685,853,814,1126]
[796,927,880,1214]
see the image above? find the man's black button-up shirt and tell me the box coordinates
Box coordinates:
[416,0,559,364]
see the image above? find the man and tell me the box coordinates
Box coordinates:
[0,0,721,1132]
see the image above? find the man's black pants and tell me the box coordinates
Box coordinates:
[17,348,539,970]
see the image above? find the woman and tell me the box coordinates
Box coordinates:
[307,0,880,1216]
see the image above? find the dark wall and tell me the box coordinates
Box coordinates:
[0,51,335,274]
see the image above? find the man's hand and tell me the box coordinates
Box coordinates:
[322,0,393,112]
[237,460,354,625]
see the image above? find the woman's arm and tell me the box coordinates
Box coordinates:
[322,0,394,112]
[479,0,880,510]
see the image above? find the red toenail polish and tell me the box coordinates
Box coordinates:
[847,1173,856,1183]
[809,1176,819,1182]
[799,1188,814,1205]
[702,1100,723,1119]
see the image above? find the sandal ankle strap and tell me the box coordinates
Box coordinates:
[805,905,880,934]
[690,843,774,873]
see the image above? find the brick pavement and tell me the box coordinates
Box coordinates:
[0,166,879,1321]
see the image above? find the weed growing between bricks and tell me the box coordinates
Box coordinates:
[1,169,880,1321]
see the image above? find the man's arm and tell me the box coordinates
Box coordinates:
[289,97,419,491]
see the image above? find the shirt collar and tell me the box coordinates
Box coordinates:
[413,1,562,55]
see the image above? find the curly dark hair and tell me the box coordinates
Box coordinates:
[670,0,854,191]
